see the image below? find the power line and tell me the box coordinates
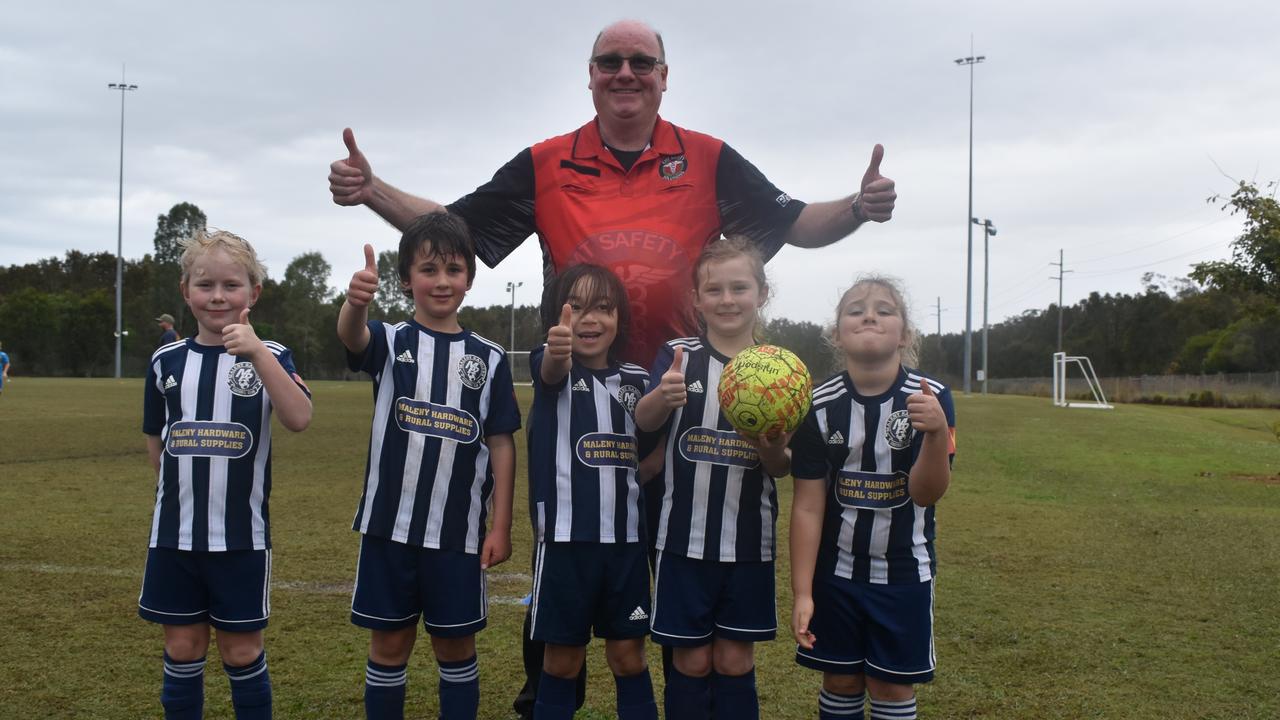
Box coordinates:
[1072,217,1229,266]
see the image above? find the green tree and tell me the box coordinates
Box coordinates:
[376,250,414,320]
[151,202,207,337]
[1190,181,1280,304]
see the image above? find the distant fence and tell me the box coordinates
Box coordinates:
[987,372,1280,408]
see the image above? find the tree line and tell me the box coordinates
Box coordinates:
[2,181,1276,382]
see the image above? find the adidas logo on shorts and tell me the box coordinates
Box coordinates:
[828,431,845,445]
[686,380,704,393]
[572,378,591,392]
[628,606,648,621]
[163,375,178,391]
[395,350,415,364]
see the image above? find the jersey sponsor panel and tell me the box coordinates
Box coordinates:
[528,347,650,544]
[648,338,778,563]
[790,368,956,584]
[350,320,520,553]
[142,339,307,552]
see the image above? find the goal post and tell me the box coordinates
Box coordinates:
[1052,352,1113,409]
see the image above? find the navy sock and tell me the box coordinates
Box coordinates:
[663,667,710,720]
[533,671,577,720]
[224,651,272,720]
[438,655,480,720]
[869,695,917,720]
[364,658,408,720]
[820,688,865,719]
[711,669,758,719]
[161,652,205,720]
[614,670,657,720]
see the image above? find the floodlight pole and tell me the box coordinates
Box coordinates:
[109,67,138,379]
[506,281,523,352]
[972,218,996,394]
[955,43,985,394]
[1051,249,1072,352]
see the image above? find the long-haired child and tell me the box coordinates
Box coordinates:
[139,230,313,719]
[634,235,790,719]
[527,264,657,720]
[788,275,955,720]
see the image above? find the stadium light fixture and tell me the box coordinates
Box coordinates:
[973,218,997,394]
[955,45,985,394]
[108,69,138,379]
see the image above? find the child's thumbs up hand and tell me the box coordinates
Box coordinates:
[547,303,574,362]
[659,346,687,409]
[347,244,380,308]
[907,376,945,434]
[222,306,265,361]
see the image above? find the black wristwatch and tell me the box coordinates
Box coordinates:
[850,192,868,222]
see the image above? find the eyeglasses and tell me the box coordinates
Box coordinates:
[591,53,664,76]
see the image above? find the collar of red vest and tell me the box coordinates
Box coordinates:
[574,115,684,162]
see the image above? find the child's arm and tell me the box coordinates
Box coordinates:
[222,309,313,432]
[906,381,951,506]
[338,244,379,355]
[790,476,826,650]
[540,303,573,386]
[146,434,163,475]
[748,430,793,478]
[635,346,684,432]
[481,433,516,570]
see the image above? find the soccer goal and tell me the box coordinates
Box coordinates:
[507,350,533,386]
[1052,352,1113,409]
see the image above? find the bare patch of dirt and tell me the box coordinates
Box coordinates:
[1231,474,1280,485]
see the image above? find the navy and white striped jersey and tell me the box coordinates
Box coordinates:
[143,338,310,552]
[646,338,779,562]
[527,346,651,544]
[349,320,521,553]
[789,367,956,585]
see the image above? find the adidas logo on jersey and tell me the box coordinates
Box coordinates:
[686,380,704,393]
[395,350,415,364]
[628,606,648,621]
[828,431,845,445]
[572,378,591,392]
[163,375,178,391]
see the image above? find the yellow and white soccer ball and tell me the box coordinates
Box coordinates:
[717,344,812,438]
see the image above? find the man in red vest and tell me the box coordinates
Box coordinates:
[329,20,896,367]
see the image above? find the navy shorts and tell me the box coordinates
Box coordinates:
[530,541,650,646]
[795,575,936,685]
[138,546,271,631]
[350,535,487,638]
[650,550,776,647]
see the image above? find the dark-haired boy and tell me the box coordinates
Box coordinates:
[338,212,521,720]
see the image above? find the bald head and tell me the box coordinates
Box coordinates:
[592,20,665,62]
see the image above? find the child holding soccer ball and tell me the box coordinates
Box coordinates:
[633,235,790,719]
[788,276,955,720]
[139,229,313,720]
[526,264,657,720]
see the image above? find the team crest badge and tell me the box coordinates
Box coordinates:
[617,385,641,414]
[227,362,263,397]
[884,409,915,450]
[658,154,687,180]
[457,354,488,390]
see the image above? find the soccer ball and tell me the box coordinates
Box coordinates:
[718,345,812,438]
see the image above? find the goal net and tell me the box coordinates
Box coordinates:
[1052,352,1113,409]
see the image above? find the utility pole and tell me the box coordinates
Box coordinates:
[1050,249,1073,353]
[932,296,945,337]
[506,281,523,352]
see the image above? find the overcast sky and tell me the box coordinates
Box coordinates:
[4,1,1277,336]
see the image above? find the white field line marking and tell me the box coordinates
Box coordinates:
[3,562,531,603]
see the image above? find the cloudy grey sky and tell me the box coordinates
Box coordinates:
[4,1,1277,335]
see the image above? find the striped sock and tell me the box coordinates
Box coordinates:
[224,651,272,720]
[869,695,917,720]
[819,688,865,719]
[161,652,205,720]
[438,655,480,720]
[613,670,657,720]
[364,658,408,720]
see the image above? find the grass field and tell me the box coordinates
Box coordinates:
[1,378,1277,718]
